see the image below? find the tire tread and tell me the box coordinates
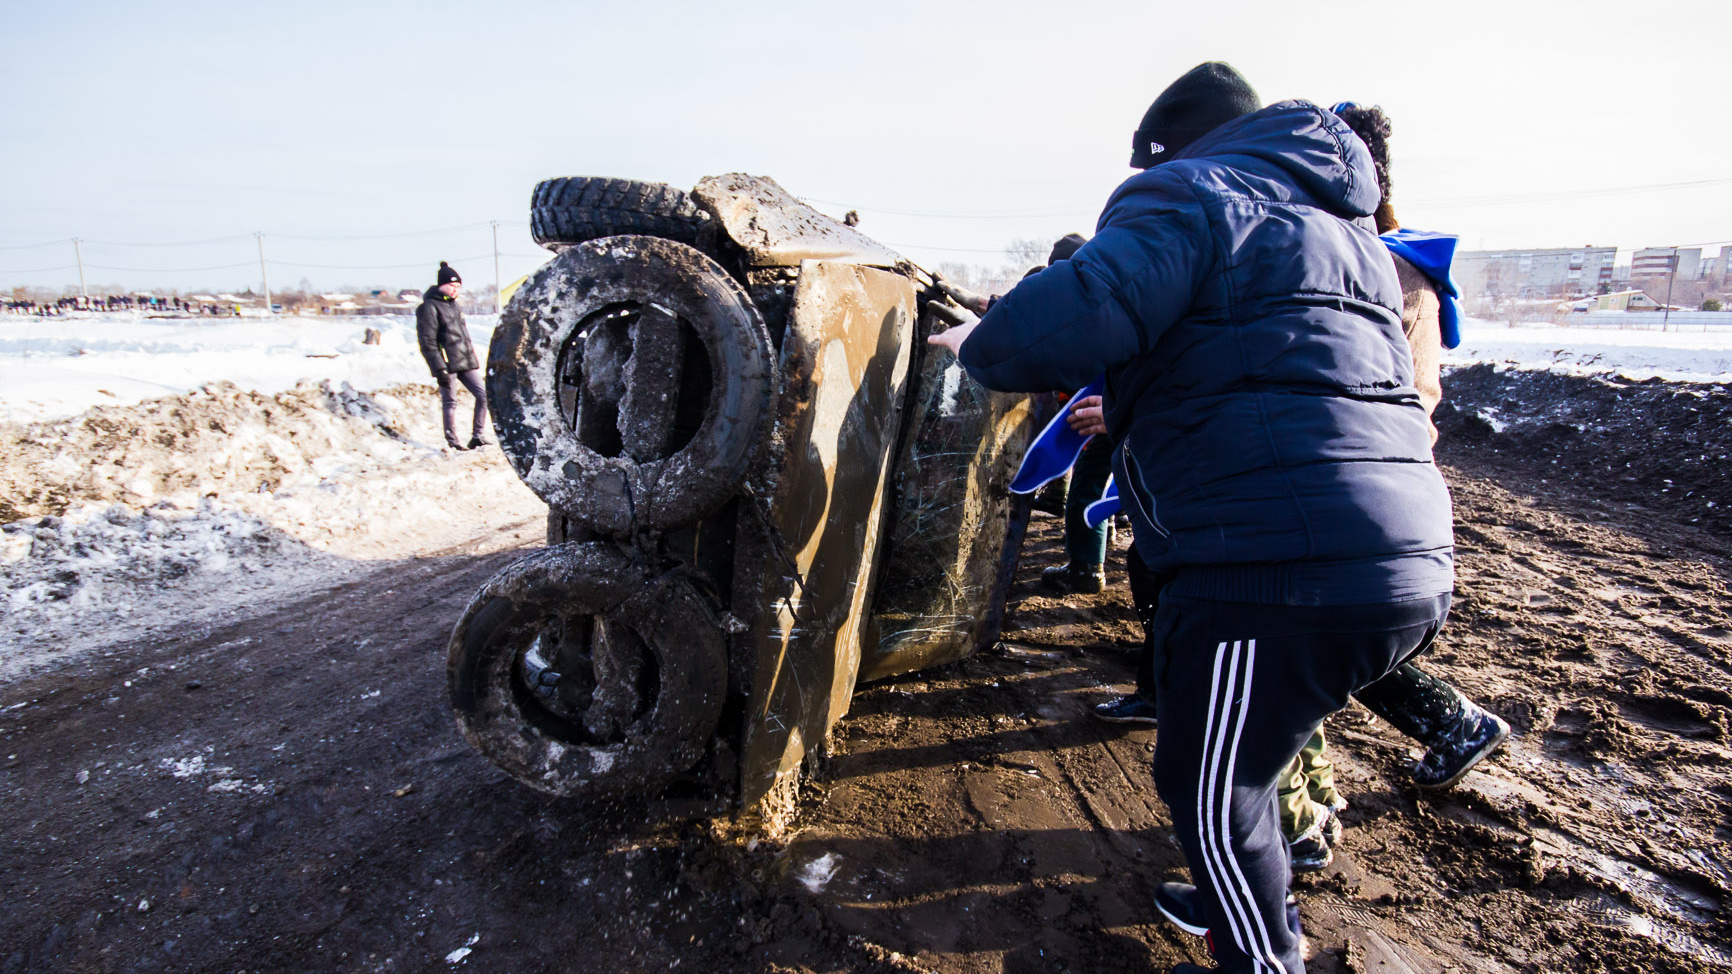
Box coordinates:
[530,176,710,250]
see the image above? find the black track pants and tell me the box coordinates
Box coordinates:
[1125,545,1172,698]
[1148,593,1451,974]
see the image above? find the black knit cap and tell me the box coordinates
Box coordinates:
[1130,62,1261,169]
[437,261,462,286]
[1048,233,1087,265]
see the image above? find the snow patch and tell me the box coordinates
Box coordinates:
[446,933,480,964]
[797,852,841,892]
[1447,319,1732,384]
[1,380,544,685]
[0,311,498,424]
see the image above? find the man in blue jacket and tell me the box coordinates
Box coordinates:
[930,63,1454,974]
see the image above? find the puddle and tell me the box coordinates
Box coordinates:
[1568,894,1732,968]
[1458,771,1726,967]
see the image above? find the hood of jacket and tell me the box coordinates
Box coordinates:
[423,285,454,302]
[1159,99,1382,219]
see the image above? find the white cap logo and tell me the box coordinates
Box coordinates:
[1149,141,1166,155]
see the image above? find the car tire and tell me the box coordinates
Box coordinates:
[530,176,713,253]
[488,235,776,537]
[447,542,727,798]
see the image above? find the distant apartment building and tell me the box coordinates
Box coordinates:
[1712,245,1732,283]
[1454,246,1619,306]
[1631,247,1702,282]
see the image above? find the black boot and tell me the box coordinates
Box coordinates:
[1412,704,1510,789]
[1041,562,1105,594]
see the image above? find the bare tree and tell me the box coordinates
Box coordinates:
[1004,238,1049,271]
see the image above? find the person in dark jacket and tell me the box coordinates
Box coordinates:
[416,261,490,451]
[930,63,1454,974]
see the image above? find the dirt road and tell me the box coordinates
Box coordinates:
[4,367,1730,973]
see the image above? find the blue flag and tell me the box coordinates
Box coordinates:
[1008,376,1105,495]
[1084,476,1120,528]
[1380,228,1464,349]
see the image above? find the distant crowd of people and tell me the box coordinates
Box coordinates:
[3,295,248,317]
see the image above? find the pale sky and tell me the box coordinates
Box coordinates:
[3,0,1729,295]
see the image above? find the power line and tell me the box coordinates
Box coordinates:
[271,221,524,242]
[0,221,531,252]
[268,252,500,271]
[84,261,258,273]
[81,233,254,248]
[883,241,1015,255]
[0,263,79,274]
[800,196,1096,221]
[1409,177,1732,208]
[0,239,72,251]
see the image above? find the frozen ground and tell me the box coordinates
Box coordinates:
[0,310,542,683]
[1448,317,1732,383]
[0,378,543,685]
[0,311,498,424]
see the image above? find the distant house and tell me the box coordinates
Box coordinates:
[397,289,423,304]
[1592,289,1665,312]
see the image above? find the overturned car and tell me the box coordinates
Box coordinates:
[447,174,1037,827]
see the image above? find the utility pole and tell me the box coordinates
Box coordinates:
[491,220,502,314]
[71,238,88,302]
[1662,248,1678,331]
[256,232,272,315]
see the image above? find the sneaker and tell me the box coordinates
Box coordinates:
[467,435,492,449]
[1153,882,1303,942]
[1412,706,1511,790]
[1092,694,1158,725]
[1041,562,1105,594]
[446,440,470,452]
[1154,881,1209,935]
[1289,823,1333,873]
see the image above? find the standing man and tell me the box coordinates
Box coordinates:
[417,261,490,451]
[930,63,1455,974]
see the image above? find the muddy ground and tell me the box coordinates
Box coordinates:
[4,366,1730,974]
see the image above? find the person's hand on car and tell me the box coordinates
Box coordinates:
[927,316,979,355]
[1067,394,1107,437]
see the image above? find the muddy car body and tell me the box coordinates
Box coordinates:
[448,174,1035,827]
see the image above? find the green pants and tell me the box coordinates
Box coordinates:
[1277,728,1343,842]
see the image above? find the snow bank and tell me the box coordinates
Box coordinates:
[1448,319,1732,384]
[0,311,498,424]
[0,378,543,684]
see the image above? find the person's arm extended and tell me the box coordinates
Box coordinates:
[947,174,1209,393]
[415,301,445,375]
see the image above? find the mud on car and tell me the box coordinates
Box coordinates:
[447,174,1037,828]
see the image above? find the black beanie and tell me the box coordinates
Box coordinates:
[1131,62,1261,169]
[437,261,461,286]
[1048,233,1087,265]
